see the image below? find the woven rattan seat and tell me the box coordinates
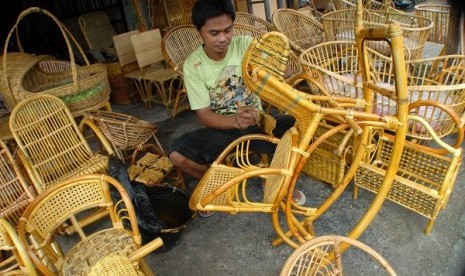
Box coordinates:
[18,174,164,275]
[0,140,35,228]
[62,229,136,275]
[0,218,38,276]
[280,235,397,276]
[87,255,140,276]
[271,8,325,54]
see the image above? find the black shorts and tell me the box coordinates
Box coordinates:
[169,114,295,165]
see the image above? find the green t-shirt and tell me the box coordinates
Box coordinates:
[183,35,261,114]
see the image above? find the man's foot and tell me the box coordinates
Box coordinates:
[292,189,306,206]
[198,211,215,218]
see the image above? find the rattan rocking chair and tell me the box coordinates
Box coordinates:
[0,218,38,276]
[17,174,165,276]
[0,140,35,228]
[280,235,397,276]
[79,11,117,58]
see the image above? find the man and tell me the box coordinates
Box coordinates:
[168,0,305,206]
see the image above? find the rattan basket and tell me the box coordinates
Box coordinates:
[84,110,159,160]
[302,122,354,187]
[414,4,450,44]
[0,7,110,116]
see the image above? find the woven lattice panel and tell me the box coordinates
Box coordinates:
[62,229,137,275]
[87,254,141,276]
[27,181,106,237]
[264,129,293,204]
[355,136,457,219]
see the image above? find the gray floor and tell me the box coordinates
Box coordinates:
[111,97,465,276]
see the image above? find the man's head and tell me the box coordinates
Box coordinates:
[192,0,236,31]
[192,0,236,61]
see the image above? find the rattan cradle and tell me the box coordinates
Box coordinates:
[414,4,450,45]
[300,41,465,141]
[320,8,433,60]
[0,7,110,116]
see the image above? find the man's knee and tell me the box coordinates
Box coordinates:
[169,151,185,167]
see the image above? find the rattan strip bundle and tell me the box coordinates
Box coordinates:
[1,7,110,116]
[414,4,450,44]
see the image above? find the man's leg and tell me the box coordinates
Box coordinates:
[169,151,209,180]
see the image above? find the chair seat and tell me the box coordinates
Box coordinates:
[62,228,137,275]
[88,254,141,276]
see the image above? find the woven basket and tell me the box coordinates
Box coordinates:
[302,122,353,187]
[355,122,462,234]
[0,7,110,116]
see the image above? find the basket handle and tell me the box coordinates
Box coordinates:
[2,7,91,92]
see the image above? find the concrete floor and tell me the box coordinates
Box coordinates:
[111,103,465,276]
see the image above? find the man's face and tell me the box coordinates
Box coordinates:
[198,14,234,61]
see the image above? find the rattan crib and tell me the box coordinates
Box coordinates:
[320,8,433,60]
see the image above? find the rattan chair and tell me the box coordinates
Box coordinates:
[17,174,164,276]
[271,8,325,54]
[0,218,38,276]
[79,11,117,58]
[235,12,276,33]
[9,94,114,194]
[280,235,397,276]
[0,140,35,228]
[131,29,181,114]
[320,8,433,60]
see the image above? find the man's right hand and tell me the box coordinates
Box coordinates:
[235,106,259,130]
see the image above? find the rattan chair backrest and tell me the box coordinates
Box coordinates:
[280,235,397,276]
[9,94,105,193]
[17,174,141,275]
[131,28,166,73]
[271,8,325,53]
[113,30,141,67]
[79,11,116,50]
[0,218,38,276]
[235,12,276,33]
[0,140,35,228]
[161,24,201,73]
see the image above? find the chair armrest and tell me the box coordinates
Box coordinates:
[128,237,164,262]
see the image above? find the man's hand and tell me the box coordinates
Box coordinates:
[234,105,259,129]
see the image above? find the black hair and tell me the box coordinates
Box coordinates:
[191,0,236,30]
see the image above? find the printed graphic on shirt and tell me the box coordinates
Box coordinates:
[209,65,260,114]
